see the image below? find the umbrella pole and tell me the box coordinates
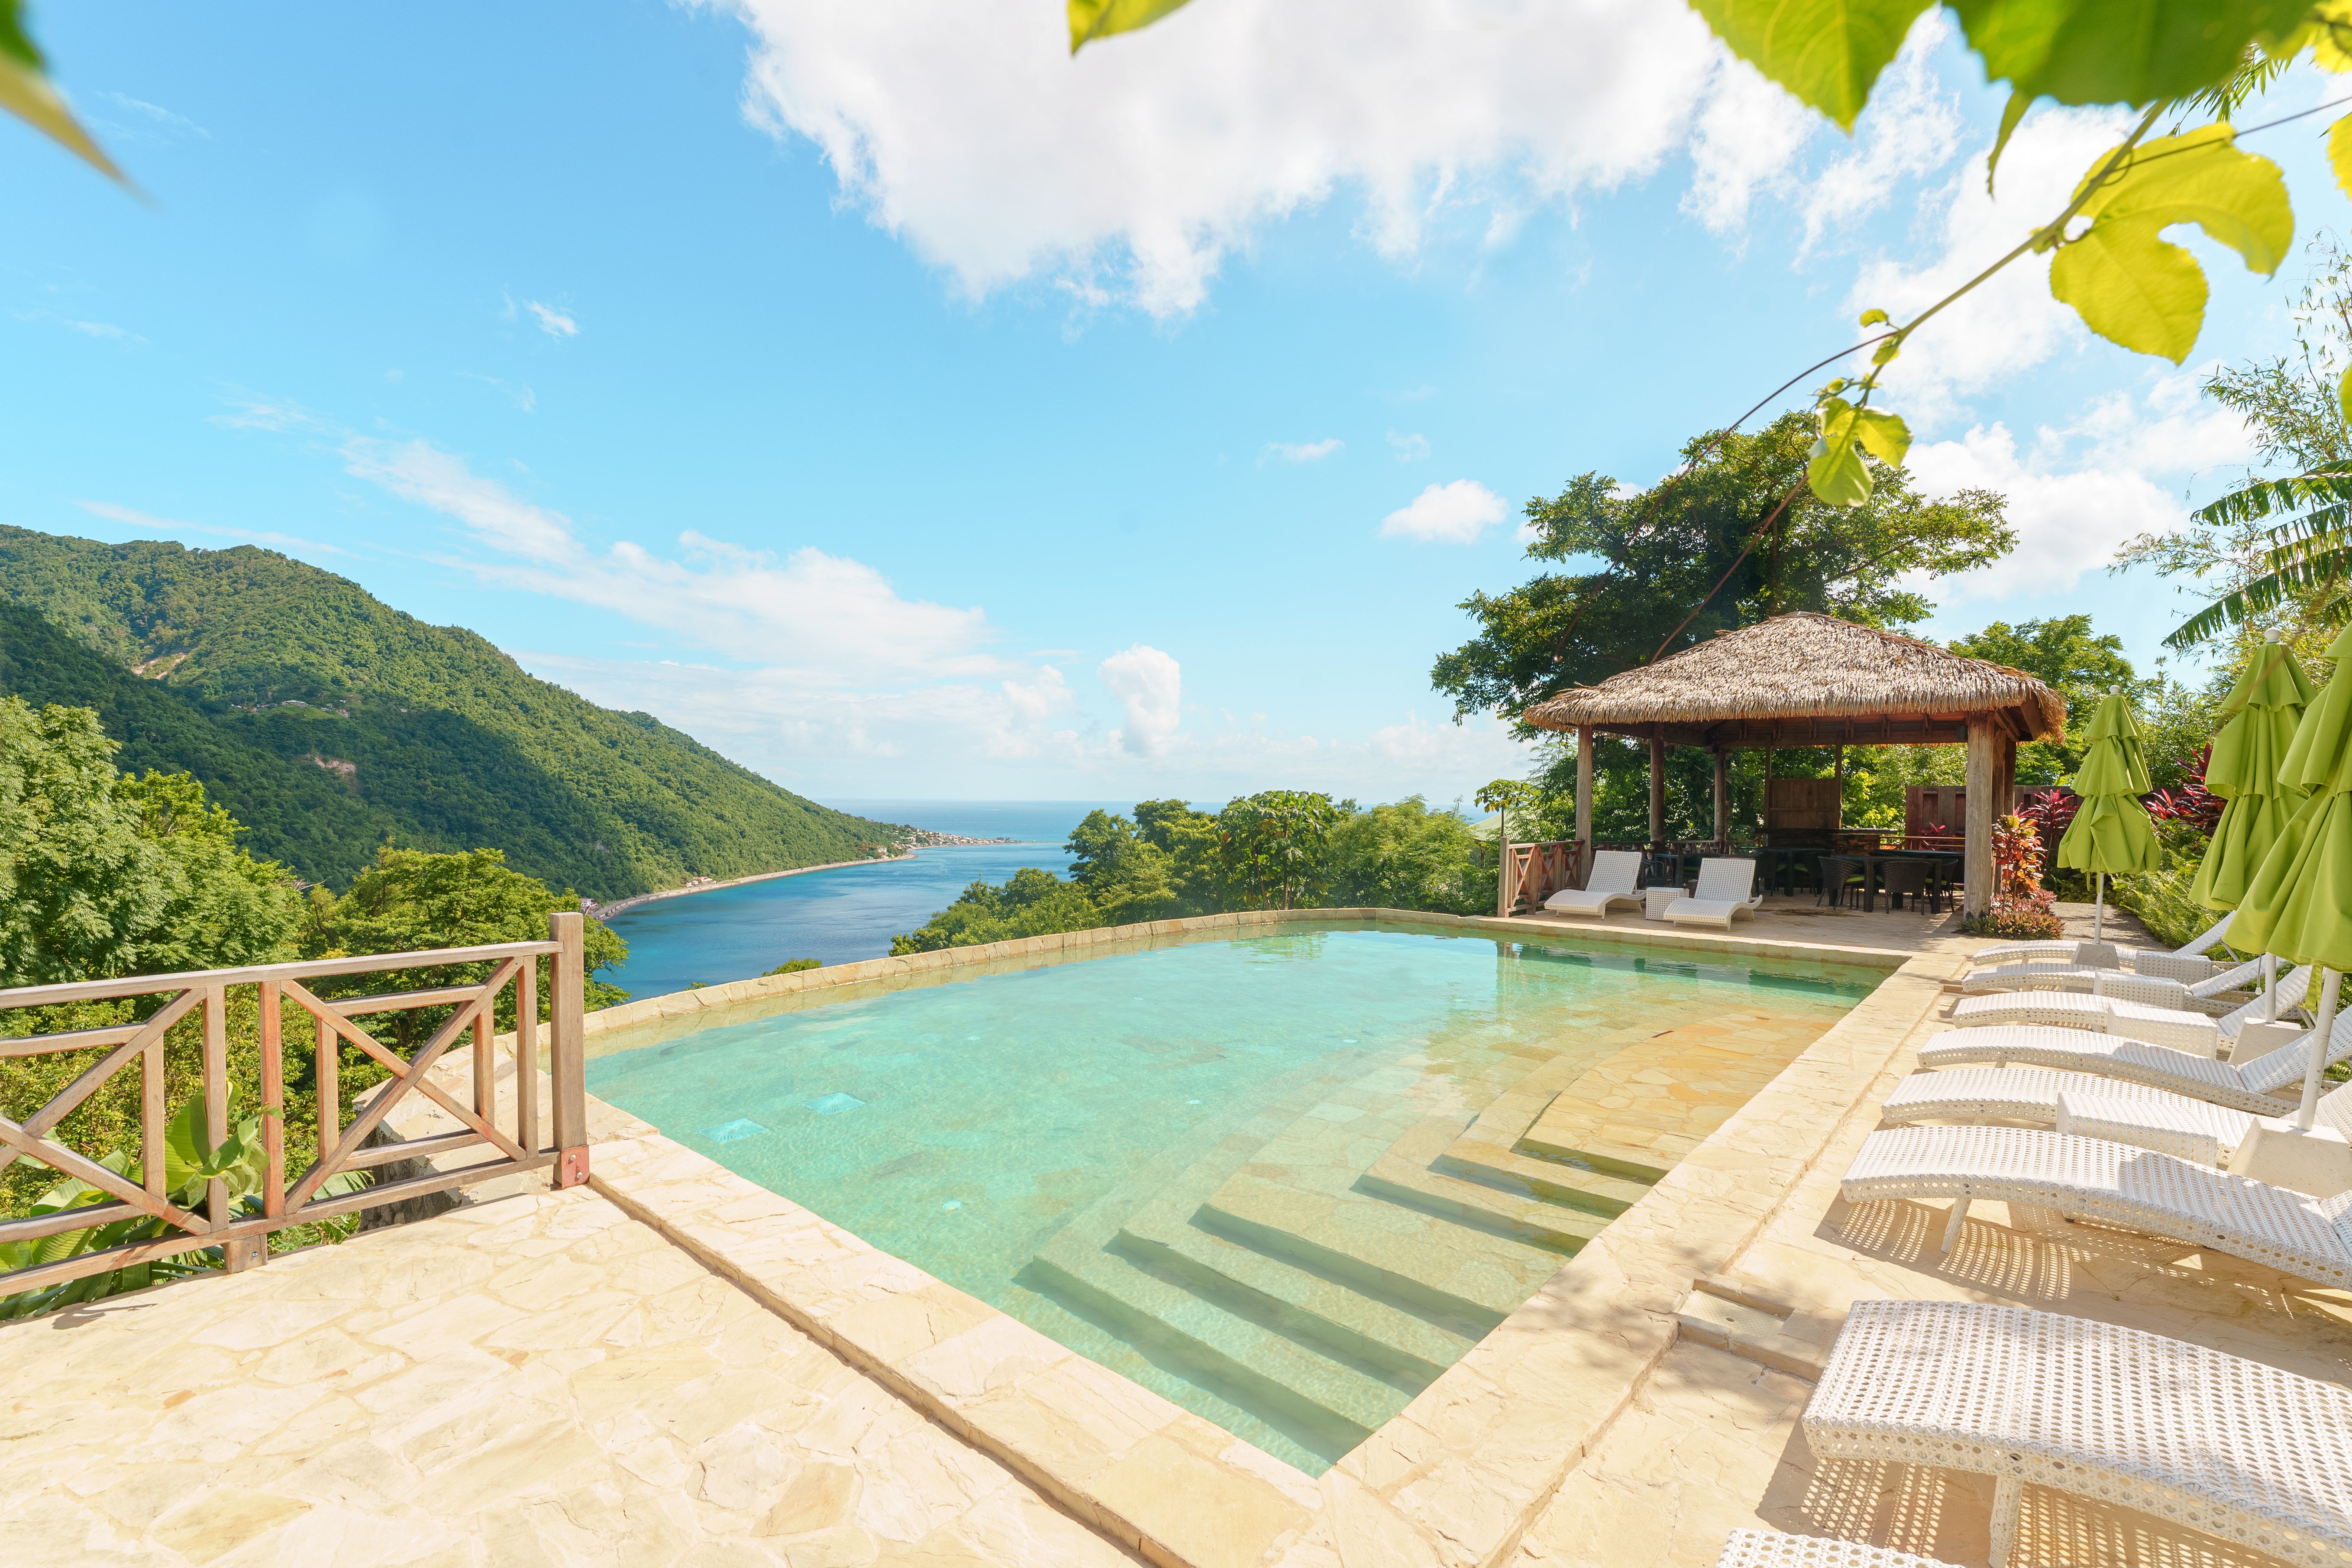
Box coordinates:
[2300,967,2343,1132]
[2093,873,2105,942]
[2265,952,2279,1023]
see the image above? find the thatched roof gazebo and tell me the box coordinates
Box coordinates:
[1521,613,2066,916]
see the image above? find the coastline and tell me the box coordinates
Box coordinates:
[585,853,917,922]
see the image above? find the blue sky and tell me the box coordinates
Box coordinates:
[7,2,2338,802]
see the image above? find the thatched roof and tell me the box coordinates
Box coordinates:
[1521,612,2065,747]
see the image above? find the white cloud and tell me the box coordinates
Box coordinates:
[62,318,145,345]
[718,0,1721,315]
[94,91,209,140]
[1380,478,1509,543]
[1796,16,1961,255]
[462,372,537,413]
[1681,52,1816,236]
[1846,103,2135,424]
[1386,430,1430,461]
[1099,643,1183,757]
[72,500,348,556]
[1904,372,2254,604]
[339,437,1006,681]
[527,301,579,338]
[1263,437,1342,463]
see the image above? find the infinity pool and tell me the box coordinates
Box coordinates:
[585,922,1879,1472]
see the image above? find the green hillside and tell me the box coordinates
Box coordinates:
[0,526,897,897]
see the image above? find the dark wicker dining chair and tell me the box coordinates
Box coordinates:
[1817,856,1864,909]
[1879,858,1931,913]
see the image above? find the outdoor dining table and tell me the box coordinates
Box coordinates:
[1832,849,1963,912]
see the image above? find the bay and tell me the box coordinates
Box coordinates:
[601,801,1213,1002]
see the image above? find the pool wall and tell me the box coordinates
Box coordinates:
[380,908,1965,1568]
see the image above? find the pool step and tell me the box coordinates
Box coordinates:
[1512,1012,1823,1173]
[1022,1226,1410,1462]
[1116,1193,1476,1383]
[1198,1170,1565,1325]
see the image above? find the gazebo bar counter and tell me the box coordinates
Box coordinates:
[1519,613,2067,918]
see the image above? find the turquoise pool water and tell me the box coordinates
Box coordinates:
[585,923,1879,1472]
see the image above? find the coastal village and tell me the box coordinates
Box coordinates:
[12,8,2352,1568]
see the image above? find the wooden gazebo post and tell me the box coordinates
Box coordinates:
[1960,719,2021,918]
[1575,724,1594,887]
[1648,729,1665,849]
[1711,747,1728,853]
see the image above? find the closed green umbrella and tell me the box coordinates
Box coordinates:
[2193,630,2315,911]
[2232,621,2352,1127]
[2056,691,2160,941]
[2194,631,2315,1022]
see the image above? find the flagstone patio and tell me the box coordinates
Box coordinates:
[6,902,2314,1568]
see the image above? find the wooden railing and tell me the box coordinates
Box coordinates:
[0,913,589,1299]
[1500,840,1584,915]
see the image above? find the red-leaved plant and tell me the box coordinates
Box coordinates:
[2143,745,2223,835]
[1978,811,2063,940]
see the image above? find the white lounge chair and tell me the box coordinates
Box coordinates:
[1842,1123,2352,1285]
[1883,1065,2352,1167]
[1716,1530,1963,1568]
[1961,953,2267,1015]
[1541,850,1643,919]
[1948,967,2306,1053]
[1971,910,2235,982]
[1805,1298,2352,1568]
[1914,1012,2352,1115]
[1663,857,1763,929]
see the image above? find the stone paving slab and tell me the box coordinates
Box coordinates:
[1510,987,2352,1568]
[0,1186,1137,1568]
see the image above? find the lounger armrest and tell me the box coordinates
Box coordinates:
[2135,951,2219,983]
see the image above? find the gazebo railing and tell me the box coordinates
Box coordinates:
[0,913,590,1300]
[1500,840,1584,914]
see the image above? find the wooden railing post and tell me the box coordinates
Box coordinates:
[549,912,589,1189]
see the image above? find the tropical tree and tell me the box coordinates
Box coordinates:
[1430,414,2010,730]
[1947,616,2137,777]
[0,699,302,987]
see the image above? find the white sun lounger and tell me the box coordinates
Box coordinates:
[1949,968,2306,1051]
[1663,857,1764,929]
[1961,954,2267,1016]
[1716,1530,1963,1568]
[1841,1124,2352,1286]
[1971,911,2235,983]
[1914,1013,2352,1115]
[1946,988,2222,1054]
[1882,1065,2352,1166]
[1541,849,1643,918]
[1804,1298,2352,1568]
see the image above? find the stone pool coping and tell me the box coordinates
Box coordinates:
[545,910,1962,1568]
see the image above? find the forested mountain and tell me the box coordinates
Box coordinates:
[0,526,895,897]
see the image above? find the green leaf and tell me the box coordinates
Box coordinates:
[1808,400,1874,504]
[2341,362,2352,430]
[1994,87,2032,196]
[2047,125,2292,362]
[1683,0,1934,129]
[2050,215,2209,360]
[2331,111,2352,204]
[1986,87,2031,194]
[0,0,119,180]
[1067,0,1196,53]
[1852,407,1912,466]
[1950,0,2298,108]
[1858,307,1891,327]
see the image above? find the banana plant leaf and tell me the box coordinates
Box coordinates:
[2056,693,2159,874]
[2192,638,2314,910]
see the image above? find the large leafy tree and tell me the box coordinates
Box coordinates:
[1947,615,2137,777]
[0,699,301,987]
[1431,413,2010,729]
